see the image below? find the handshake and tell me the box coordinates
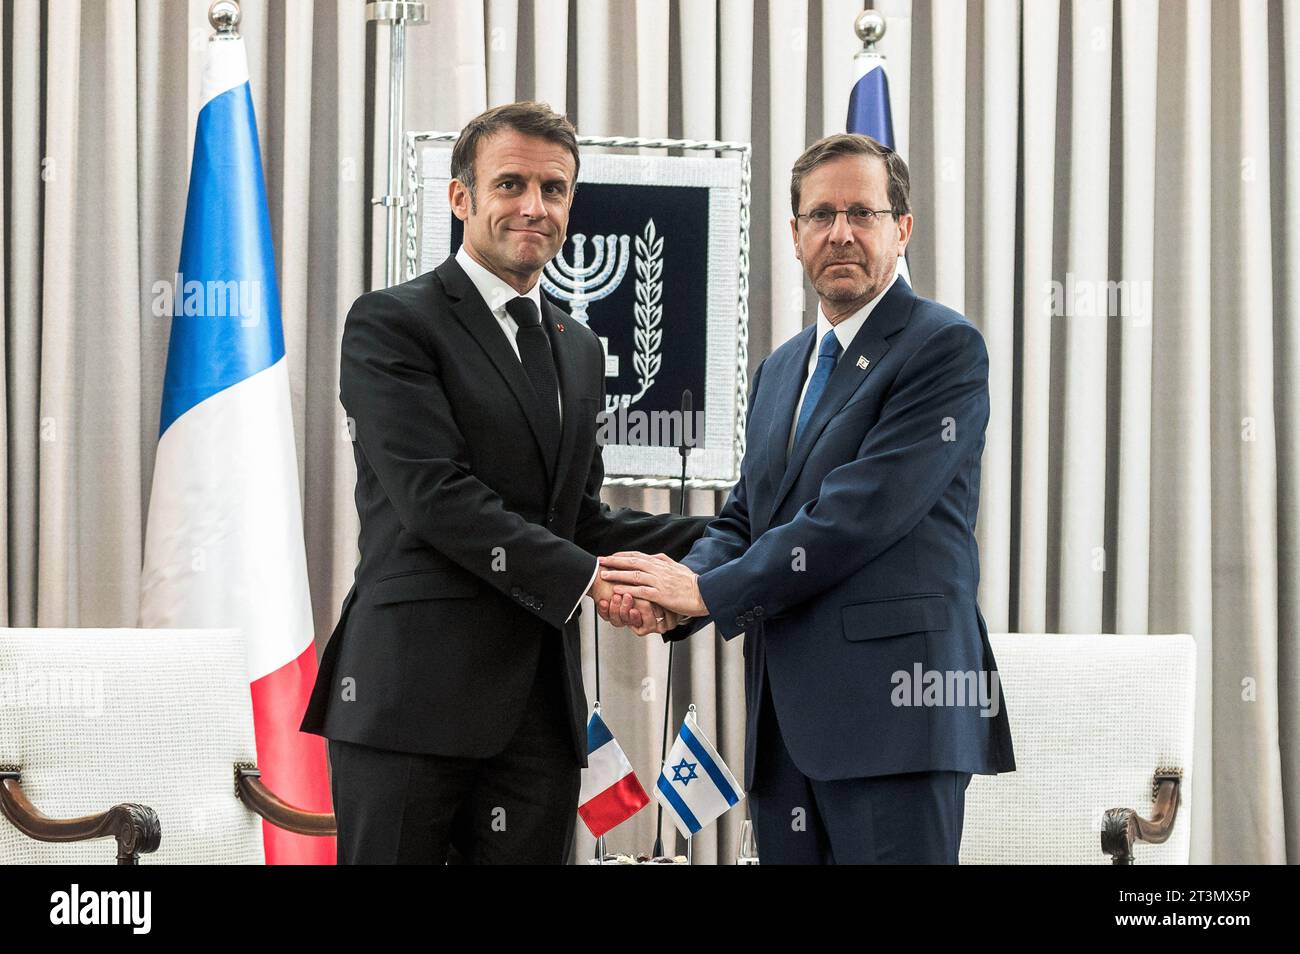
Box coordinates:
[586,552,710,637]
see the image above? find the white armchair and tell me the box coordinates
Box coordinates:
[960,633,1196,864]
[0,627,334,863]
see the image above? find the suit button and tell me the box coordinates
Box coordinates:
[511,586,520,597]
[734,617,743,628]
[537,600,545,610]
[754,607,764,618]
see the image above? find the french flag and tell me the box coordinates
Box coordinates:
[578,711,650,837]
[139,31,333,864]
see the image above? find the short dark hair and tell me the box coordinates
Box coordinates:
[790,133,910,219]
[451,101,580,211]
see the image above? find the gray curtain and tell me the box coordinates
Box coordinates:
[1,0,1294,864]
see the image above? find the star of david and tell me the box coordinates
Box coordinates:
[671,758,698,786]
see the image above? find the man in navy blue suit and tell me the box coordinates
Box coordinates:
[599,133,1016,864]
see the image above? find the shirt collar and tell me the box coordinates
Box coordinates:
[456,245,544,317]
[815,272,899,353]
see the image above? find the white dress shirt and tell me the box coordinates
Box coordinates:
[455,246,596,622]
[455,245,564,421]
[788,273,898,457]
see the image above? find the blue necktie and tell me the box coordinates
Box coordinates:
[793,329,841,449]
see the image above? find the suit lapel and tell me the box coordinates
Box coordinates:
[543,296,584,502]
[763,327,816,501]
[766,277,916,524]
[435,257,558,482]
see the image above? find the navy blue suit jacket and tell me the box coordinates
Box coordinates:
[671,277,1016,789]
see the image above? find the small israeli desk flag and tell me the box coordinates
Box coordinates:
[654,706,744,840]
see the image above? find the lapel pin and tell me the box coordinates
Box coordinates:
[857,355,869,370]
[555,322,565,332]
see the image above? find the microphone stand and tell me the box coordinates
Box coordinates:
[652,390,693,860]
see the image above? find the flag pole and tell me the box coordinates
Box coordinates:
[652,390,694,859]
[594,600,602,705]
[684,703,697,866]
[592,442,603,858]
[366,1,427,288]
[592,699,607,864]
[652,676,670,858]
[592,500,603,862]
[593,600,604,863]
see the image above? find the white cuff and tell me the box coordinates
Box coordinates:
[567,560,600,623]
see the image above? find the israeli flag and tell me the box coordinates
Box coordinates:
[847,45,910,283]
[847,52,896,149]
[654,708,743,839]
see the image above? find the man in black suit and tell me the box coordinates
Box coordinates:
[300,102,707,864]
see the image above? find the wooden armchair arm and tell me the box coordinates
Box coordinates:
[0,767,161,865]
[234,764,336,837]
[1101,769,1182,864]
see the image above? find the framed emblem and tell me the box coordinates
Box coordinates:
[403,133,752,490]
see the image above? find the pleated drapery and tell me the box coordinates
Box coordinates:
[2,0,1295,864]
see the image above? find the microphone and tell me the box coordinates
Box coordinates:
[678,389,693,463]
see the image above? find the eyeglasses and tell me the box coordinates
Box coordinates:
[795,207,897,231]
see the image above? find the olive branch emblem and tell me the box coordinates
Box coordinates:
[608,219,663,410]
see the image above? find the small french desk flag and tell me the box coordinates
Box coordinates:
[578,710,650,837]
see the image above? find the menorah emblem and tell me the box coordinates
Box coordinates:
[541,233,632,324]
[541,220,663,408]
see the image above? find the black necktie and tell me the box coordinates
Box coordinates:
[505,296,561,461]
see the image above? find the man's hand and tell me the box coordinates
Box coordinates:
[597,590,680,637]
[588,573,676,637]
[598,551,708,618]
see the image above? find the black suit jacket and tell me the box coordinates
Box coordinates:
[300,256,707,764]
